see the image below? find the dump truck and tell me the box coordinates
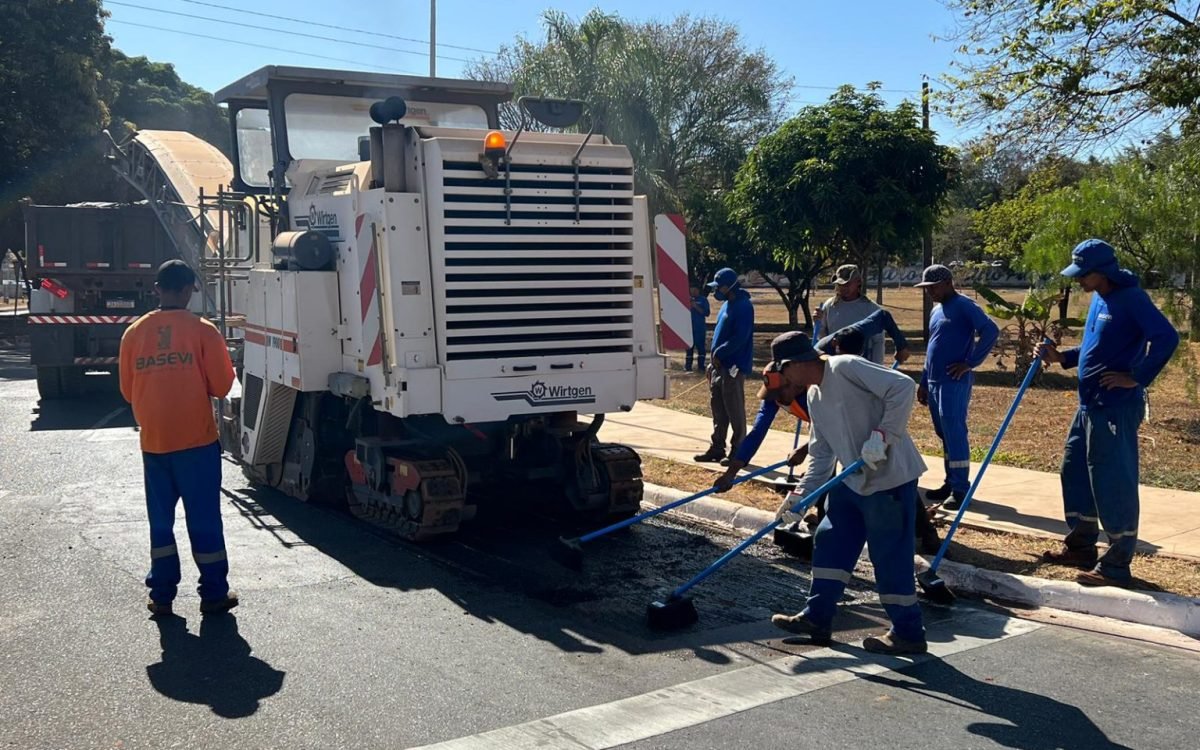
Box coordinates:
[111,65,671,539]
[23,201,181,399]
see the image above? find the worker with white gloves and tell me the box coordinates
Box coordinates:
[763,331,929,655]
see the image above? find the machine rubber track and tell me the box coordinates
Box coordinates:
[347,458,467,541]
[591,443,644,520]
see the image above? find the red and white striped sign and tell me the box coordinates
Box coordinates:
[654,214,692,350]
[75,356,119,365]
[356,214,383,367]
[28,315,139,325]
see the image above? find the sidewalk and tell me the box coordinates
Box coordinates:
[599,401,1200,560]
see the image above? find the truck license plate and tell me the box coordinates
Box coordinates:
[106,299,135,309]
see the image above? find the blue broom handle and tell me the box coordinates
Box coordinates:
[579,460,789,543]
[671,458,867,599]
[930,340,1050,572]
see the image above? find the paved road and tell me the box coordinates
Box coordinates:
[2,346,1198,749]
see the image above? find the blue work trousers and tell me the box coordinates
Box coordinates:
[143,441,230,604]
[803,480,924,642]
[1060,398,1144,580]
[685,325,707,371]
[928,379,973,494]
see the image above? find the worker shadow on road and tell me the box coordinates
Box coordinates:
[859,658,1133,750]
[146,613,286,719]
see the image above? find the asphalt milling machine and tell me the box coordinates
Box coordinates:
[111,65,873,637]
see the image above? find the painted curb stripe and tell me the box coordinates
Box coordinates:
[409,610,1041,750]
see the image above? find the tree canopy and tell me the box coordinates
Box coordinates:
[730,86,955,305]
[0,2,228,251]
[943,0,1200,152]
[465,10,790,217]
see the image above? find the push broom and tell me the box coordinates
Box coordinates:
[552,460,790,571]
[917,341,1049,605]
[648,459,866,630]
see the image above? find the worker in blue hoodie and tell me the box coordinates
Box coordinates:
[684,284,710,372]
[1036,239,1179,587]
[915,264,1000,510]
[694,267,754,464]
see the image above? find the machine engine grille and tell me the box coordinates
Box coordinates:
[438,159,635,362]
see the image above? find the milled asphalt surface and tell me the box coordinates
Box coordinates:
[2,343,1198,749]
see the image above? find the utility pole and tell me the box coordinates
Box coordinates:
[921,77,933,342]
[429,0,437,77]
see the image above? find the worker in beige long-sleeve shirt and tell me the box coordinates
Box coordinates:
[765,331,929,655]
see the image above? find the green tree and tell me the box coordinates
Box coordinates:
[0,0,109,249]
[943,0,1200,151]
[730,85,955,312]
[466,10,790,215]
[0,5,230,252]
[101,50,230,154]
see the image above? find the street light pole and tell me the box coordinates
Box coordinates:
[921,77,933,342]
[429,0,437,77]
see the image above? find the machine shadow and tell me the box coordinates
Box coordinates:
[29,384,136,431]
[861,658,1134,750]
[232,483,827,657]
[0,345,33,381]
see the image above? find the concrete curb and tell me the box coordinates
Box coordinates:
[642,482,1200,637]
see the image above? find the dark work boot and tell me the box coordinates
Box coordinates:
[863,631,928,655]
[941,491,967,511]
[693,449,725,463]
[925,483,953,502]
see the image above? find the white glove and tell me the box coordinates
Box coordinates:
[775,491,804,522]
[861,429,888,470]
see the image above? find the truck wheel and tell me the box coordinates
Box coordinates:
[36,367,63,400]
[59,366,87,397]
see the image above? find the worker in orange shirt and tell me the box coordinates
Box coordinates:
[119,260,237,617]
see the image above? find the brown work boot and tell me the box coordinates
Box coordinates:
[863,631,928,655]
[1042,545,1098,569]
[1076,570,1131,589]
[146,598,172,617]
[770,612,833,645]
[200,591,239,615]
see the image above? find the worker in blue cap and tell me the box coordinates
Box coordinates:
[1036,239,1179,587]
[915,264,1000,510]
[694,267,754,465]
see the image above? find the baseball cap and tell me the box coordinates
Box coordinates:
[770,330,821,366]
[832,264,861,285]
[914,264,953,288]
[707,267,739,290]
[1061,239,1118,278]
[156,260,197,291]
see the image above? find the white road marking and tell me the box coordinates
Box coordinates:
[91,407,127,431]
[408,609,1041,750]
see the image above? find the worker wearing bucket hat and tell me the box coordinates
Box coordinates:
[814,265,886,364]
[765,332,929,654]
[1036,239,1178,587]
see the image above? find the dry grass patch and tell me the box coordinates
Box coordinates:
[640,455,1200,598]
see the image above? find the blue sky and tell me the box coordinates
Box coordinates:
[101,0,970,142]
